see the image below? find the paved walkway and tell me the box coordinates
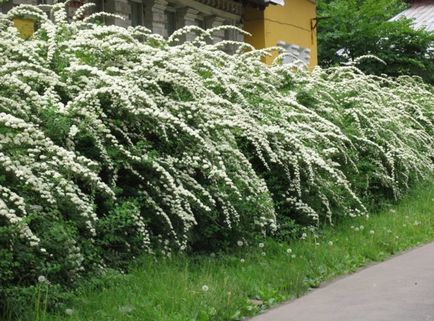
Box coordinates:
[250,242,434,321]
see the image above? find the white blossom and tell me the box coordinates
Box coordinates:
[0,2,433,288]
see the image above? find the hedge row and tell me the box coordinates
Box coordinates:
[0,2,433,308]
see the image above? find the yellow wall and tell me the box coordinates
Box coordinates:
[244,6,266,50]
[244,0,317,68]
[13,18,35,40]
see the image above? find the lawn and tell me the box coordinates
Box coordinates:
[30,180,434,321]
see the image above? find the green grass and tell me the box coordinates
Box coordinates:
[35,181,434,321]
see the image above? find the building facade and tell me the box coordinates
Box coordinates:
[245,0,317,67]
[1,0,318,67]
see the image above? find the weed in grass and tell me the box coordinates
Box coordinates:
[23,180,433,321]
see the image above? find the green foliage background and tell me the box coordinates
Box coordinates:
[318,0,434,83]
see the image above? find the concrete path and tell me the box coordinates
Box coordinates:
[250,242,434,321]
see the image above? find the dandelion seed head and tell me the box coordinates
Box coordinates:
[37,275,47,283]
[65,308,74,316]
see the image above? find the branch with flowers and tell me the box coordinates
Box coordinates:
[0,2,432,308]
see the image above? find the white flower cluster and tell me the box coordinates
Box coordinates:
[297,67,434,201]
[0,3,432,287]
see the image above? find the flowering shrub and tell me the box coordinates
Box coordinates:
[0,2,433,307]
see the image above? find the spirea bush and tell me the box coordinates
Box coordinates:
[0,2,433,305]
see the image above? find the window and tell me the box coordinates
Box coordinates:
[95,0,105,13]
[130,0,144,27]
[93,0,105,23]
[224,28,231,41]
[166,8,177,36]
[196,18,206,29]
[196,14,212,30]
[224,20,235,40]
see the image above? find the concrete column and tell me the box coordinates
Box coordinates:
[144,0,168,36]
[176,7,199,42]
[94,0,117,25]
[2,0,41,13]
[12,0,37,5]
[112,0,130,28]
[206,16,225,43]
[1,0,14,13]
[222,18,242,53]
[235,21,244,42]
